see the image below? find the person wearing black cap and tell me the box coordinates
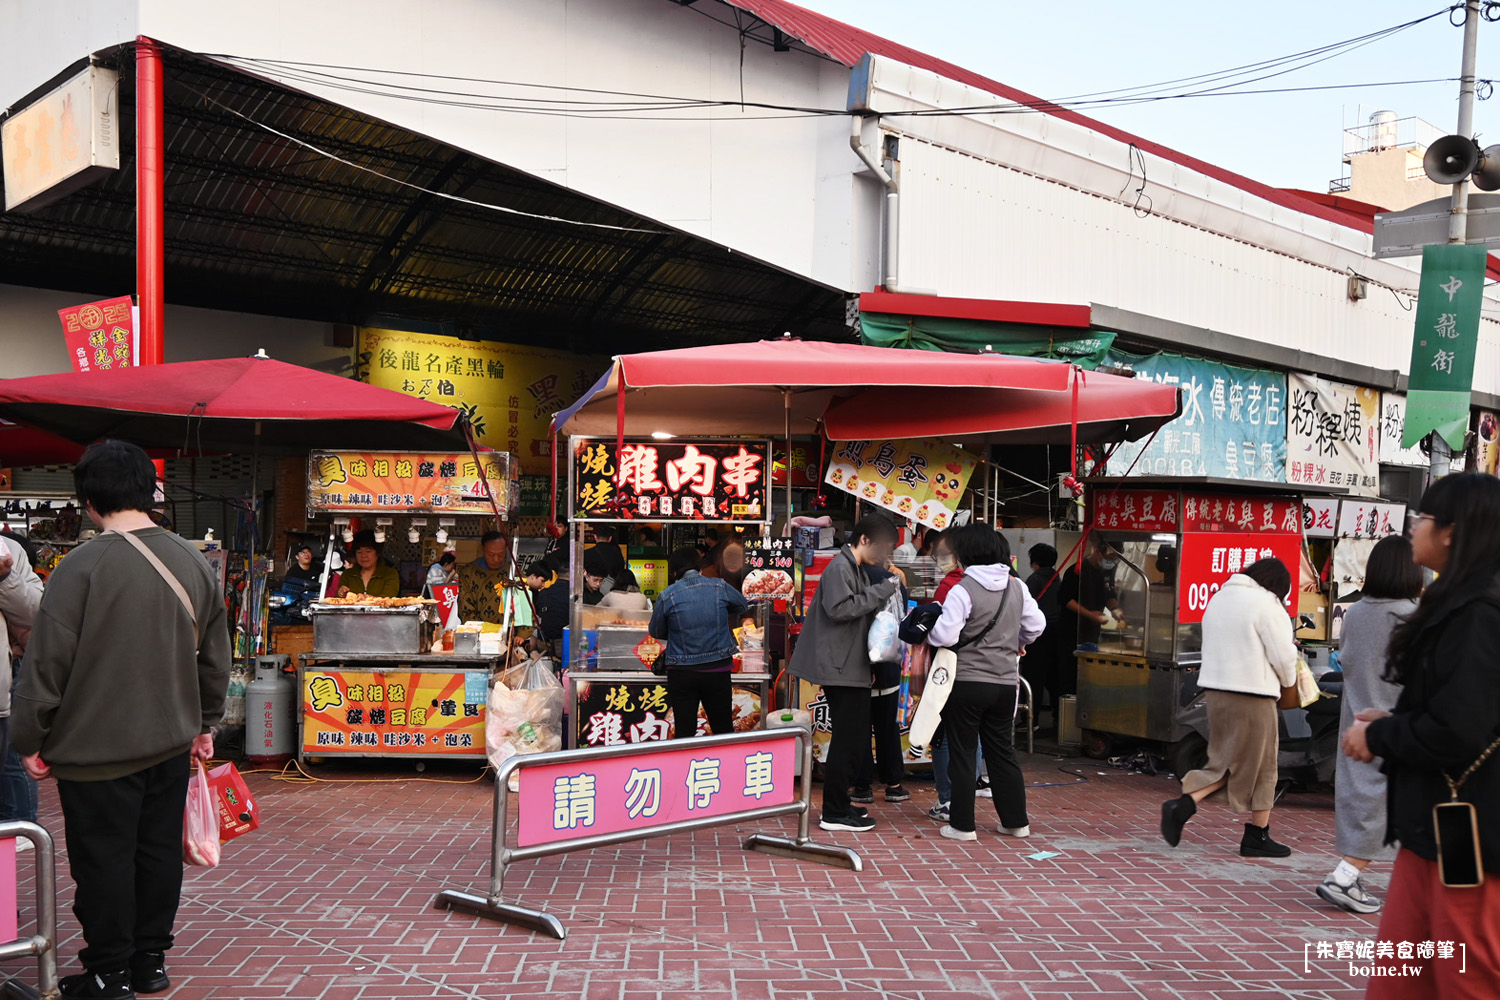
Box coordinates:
[337,531,400,598]
[284,544,320,582]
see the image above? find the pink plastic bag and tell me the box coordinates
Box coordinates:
[183,760,220,867]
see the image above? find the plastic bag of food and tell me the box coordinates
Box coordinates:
[867,590,906,665]
[183,760,221,868]
[488,656,565,772]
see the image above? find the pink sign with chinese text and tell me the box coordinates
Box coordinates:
[516,735,797,848]
[0,838,15,942]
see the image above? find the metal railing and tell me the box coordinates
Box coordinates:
[433,727,861,940]
[0,822,59,1000]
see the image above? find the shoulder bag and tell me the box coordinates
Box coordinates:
[110,529,200,649]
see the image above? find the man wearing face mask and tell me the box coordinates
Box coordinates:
[1054,536,1121,699]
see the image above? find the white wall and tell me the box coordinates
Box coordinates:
[129,0,877,294]
[0,0,136,111]
[0,282,350,377]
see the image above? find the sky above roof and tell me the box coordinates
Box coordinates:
[794,0,1496,191]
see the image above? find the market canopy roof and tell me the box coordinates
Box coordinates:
[552,340,1180,445]
[0,357,467,454]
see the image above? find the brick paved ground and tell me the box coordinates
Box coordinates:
[1,749,1385,1000]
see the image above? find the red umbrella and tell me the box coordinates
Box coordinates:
[0,357,464,453]
[0,420,91,467]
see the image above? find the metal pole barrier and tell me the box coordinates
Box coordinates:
[1016,676,1035,756]
[434,728,859,939]
[0,822,60,1000]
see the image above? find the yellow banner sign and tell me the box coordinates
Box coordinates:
[307,450,513,514]
[302,670,488,756]
[824,438,978,530]
[361,328,604,475]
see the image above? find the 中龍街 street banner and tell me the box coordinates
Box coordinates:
[1402,244,1486,451]
[824,438,978,530]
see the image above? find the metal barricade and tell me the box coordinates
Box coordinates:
[434,727,860,940]
[0,822,60,1000]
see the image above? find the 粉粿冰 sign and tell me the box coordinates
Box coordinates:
[307,450,513,515]
[1286,374,1380,497]
[1378,392,1427,468]
[301,671,487,756]
[824,438,977,530]
[516,731,796,848]
[570,439,770,523]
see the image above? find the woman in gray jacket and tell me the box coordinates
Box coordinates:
[1315,535,1419,914]
[790,515,900,833]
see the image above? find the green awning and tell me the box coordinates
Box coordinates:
[859,311,1116,368]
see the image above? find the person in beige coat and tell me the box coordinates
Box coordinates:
[1161,558,1299,857]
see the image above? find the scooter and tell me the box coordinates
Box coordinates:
[1166,614,1342,794]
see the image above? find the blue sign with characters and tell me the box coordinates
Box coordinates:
[1097,349,1287,482]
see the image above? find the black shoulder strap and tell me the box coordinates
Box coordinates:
[954,577,1014,651]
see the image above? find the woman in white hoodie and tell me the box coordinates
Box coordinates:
[1161,558,1299,857]
[927,526,1046,843]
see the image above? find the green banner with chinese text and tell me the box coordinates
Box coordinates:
[1403,244,1487,450]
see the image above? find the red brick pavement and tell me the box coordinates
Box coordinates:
[0,753,1387,999]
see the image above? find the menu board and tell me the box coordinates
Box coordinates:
[742,538,796,598]
[570,439,771,523]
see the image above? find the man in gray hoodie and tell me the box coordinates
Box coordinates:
[789,514,899,833]
[12,441,230,1000]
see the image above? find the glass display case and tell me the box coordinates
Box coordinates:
[1089,532,1181,663]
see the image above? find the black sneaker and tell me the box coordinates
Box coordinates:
[884,784,911,802]
[819,811,877,832]
[61,969,135,999]
[849,786,875,804]
[1160,794,1197,847]
[1240,823,1292,858]
[131,952,170,995]
[975,776,993,799]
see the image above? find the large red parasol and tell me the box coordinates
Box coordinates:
[0,357,465,454]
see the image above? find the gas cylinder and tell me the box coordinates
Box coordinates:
[246,654,294,762]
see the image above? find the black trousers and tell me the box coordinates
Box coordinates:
[1021,632,1054,718]
[945,682,1028,833]
[855,690,905,788]
[666,668,734,738]
[821,685,871,818]
[56,751,191,972]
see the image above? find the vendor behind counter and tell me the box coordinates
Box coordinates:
[338,530,400,598]
[458,531,531,625]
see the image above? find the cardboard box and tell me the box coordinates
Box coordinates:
[1298,592,1329,641]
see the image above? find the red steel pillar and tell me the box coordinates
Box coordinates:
[136,36,165,366]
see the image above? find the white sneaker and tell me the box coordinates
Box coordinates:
[975,776,993,799]
[997,824,1032,838]
[1316,877,1381,914]
[939,825,978,842]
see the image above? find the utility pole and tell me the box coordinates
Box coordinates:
[1431,0,1483,479]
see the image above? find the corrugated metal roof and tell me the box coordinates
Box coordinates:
[720,0,1373,236]
[0,46,847,350]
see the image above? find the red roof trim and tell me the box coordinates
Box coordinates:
[720,0,1373,235]
[860,290,1091,327]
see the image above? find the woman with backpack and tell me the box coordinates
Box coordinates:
[1343,473,1500,996]
[926,525,1045,843]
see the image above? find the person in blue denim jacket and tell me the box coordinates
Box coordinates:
[650,549,749,738]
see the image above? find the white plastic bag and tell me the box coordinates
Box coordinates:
[183,760,220,868]
[907,647,957,746]
[867,590,906,664]
[487,657,565,772]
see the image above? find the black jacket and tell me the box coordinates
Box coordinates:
[532,582,569,643]
[1365,581,1500,873]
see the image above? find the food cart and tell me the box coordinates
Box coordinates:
[1071,476,1344,760]
[564,436,775,748]
[296,448,519,763]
